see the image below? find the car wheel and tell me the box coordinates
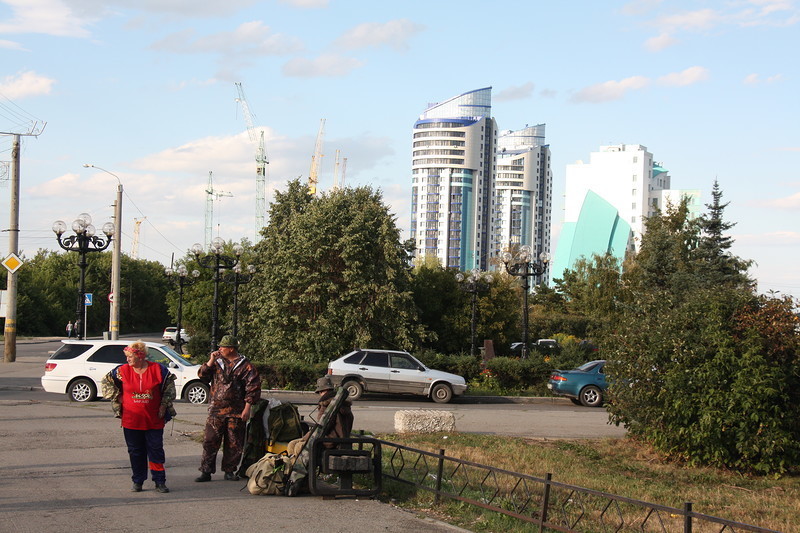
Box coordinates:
[579,385,603,407]
[430,383,453,404]
[185,382,209,404]
[569,398,582,406]
[68,378,96,402]
[343,380,363,401]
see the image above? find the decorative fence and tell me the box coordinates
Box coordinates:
[376,439,781,533]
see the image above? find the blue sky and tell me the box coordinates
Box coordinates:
[1,0,798,298]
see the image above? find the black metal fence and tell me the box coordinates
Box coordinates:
[376,439,782,533]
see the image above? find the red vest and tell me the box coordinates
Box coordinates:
[119,363,165,430]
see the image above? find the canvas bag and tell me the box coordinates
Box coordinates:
[245,453,291,495]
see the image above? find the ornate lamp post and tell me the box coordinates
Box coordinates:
[165,265,200,353]
[456,269,493,357]
[192,238,241,351]
[223,263,256,337]
[502,245,550,359]
[53,213,115,340]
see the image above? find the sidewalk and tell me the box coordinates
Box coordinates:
[0,398,467,533]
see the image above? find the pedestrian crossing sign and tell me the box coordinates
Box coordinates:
[84,293,93,306]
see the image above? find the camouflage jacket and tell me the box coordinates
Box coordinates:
[198,353,261,417]
[101,363,177,421]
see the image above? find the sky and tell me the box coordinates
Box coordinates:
[0,0,798,298]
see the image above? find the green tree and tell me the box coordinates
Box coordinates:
[606,193,800,474]
[240,180,425,363]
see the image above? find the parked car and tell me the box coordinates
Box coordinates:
[41,340,209,404]
[547,360,607,407]
[162,327,190,344]
[327,349,467,404]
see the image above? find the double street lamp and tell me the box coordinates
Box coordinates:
[192,238,242,351]
[502,245,550,359]
[53,213,115,340]
[223,263,256,338]
[456,269,493,357]
[165,265,200,353]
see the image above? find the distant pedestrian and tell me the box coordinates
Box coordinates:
[101,340,177,493]
[66,321,73,338]
[195,335,261,482]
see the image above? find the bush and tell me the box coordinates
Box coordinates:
[255,359,328,390]
[413,349,482,382]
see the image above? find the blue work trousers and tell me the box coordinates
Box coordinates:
[123,427,166,484]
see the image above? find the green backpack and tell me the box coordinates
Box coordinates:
[267,402,304,446]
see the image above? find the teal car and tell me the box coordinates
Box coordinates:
[547,360,607,407]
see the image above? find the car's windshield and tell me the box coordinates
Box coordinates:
[157,344,195,366]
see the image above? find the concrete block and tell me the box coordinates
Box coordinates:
[394,409,456,434]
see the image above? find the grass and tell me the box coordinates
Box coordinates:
[374,433,799,533]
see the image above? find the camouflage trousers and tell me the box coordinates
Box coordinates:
[200,416,246,474]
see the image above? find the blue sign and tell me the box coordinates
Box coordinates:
[84,293,93,306]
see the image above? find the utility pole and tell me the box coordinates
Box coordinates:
[3,135,20,362]
[110,183,122,339]
[83,164,123,340]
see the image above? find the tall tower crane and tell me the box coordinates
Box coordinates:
[234,82,268,240]
[204,171,232,249]
[130,217,146,259]
[308,118,325,196]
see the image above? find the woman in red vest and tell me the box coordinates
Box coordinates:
[102,341,177,493]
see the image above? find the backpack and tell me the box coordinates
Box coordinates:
[245,453,291,495]
[267,402,303,445]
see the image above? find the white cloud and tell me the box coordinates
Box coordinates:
[657,8,719,31]
[282,54,364,78]
[0,0,93,37]
[278,0,328,7]
[743,73,784,84]
[334,19,425,51]
[151,21,303,56]
[644,32,678,51]
[0,39,27,51]
[571,76,650,103]
[657,66,709,86]
[0,71,56,99]
[495,82,535,102]
[621,0,663,16]
[758,192,800,209]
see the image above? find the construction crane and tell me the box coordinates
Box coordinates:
[234,82,268,240]
[308,118,325,196]
[204,171,232,249]
[130,217,146,259]
[333,150,348,190]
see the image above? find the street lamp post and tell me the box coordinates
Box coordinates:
[165,265,200,353]
[53,213,115,340]
[455,269,493,357]
[83,164,123,340]
[192,238,241,351]
[223,263,256,338]
[502,245,550,359]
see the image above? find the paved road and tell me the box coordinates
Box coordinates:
[0,337,624,532]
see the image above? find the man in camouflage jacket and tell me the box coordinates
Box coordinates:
[195,335,261,482]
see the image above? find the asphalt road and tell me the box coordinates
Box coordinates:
[3,338,625,440]
[0,337,625,533]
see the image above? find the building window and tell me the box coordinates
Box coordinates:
[632,203,637,209]
[632,189,637,196]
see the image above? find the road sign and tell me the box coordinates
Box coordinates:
[108,293,115,303]
[2,253,23,274]
[84,293,93,306]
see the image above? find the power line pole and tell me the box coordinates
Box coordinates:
[3,135,20,362]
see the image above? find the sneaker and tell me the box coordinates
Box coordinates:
[131,482,142,492]
[224,472,239,481]
[155,483,170,493]
[195,472,212,482]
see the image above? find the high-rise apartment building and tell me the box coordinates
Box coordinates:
[410,88,552,273]
[552,143,700,281]
[494,124,552,275]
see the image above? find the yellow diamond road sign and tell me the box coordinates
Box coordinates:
[2,253,23,274]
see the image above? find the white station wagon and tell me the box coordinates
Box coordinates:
[327,349,467,403]
[41,340,209,404]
